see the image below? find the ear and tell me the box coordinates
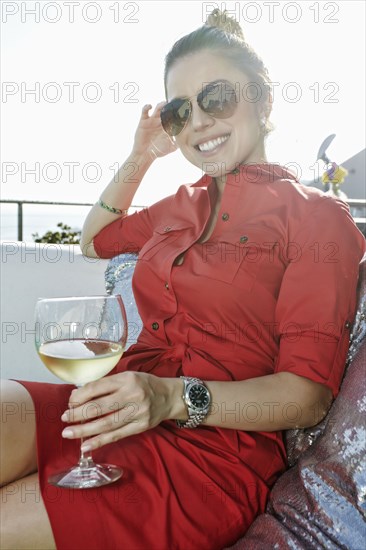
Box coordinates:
[263,89,273,119]
[254,86,272,121]
[255,89,273,133]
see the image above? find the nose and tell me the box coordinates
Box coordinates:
[189,100,215,132]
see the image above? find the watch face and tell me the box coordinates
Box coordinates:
[188,384,210,409]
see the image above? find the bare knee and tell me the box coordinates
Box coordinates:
[0,380,37,486]
[0,472,56,550]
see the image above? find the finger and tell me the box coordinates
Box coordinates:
[151,101,167,117]
[61,399,106,423]
[68,377,119,407]
[79,417,148,452]
[62,394,130,423]
[62,412,120,440]
[62,403,140,441]
[139,102,166,121]
[140,103,152,119]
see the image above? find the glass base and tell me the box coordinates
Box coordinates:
[48,462,123,489]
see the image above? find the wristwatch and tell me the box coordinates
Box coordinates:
[176,376,211,428]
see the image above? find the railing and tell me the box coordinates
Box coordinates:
[1,198,365,241]
[0,200,145,241]
[347,199,366,236]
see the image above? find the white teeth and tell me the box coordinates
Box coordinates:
[198,135,229,152]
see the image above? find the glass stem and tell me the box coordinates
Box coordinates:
[78,435,94,469]
[75,384,94,469]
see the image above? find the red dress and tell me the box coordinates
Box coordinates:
[19,163,366,550]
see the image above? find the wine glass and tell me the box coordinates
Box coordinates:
[34,295,128,489]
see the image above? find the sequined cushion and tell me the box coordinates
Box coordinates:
[105,253,142,349]
[227,338,366,549]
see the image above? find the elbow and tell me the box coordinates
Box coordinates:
[305,391,333,428]
[300,385,334,429]
[278,373,334,429]
[79,234,99,259]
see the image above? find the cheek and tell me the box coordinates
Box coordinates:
[233,121,259,147]
[176,138,192,158]
[174,133,190,152]
[237,108,260,141]
[178,141,200,167]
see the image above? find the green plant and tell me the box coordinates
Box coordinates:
[32,222,81,244]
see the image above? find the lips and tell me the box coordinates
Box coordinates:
[195,134,230,153]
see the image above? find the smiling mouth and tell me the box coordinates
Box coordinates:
[195,134,230,153]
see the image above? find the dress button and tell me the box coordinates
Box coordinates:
[222,213,230,221]
[345,321,351,329]
[164,226,172,232]
[164,282,169,290]
[239,235,248,243]
[152,322,159,330]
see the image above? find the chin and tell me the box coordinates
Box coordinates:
[201,161,236,177]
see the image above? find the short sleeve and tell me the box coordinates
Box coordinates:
[273,196,366,398]
[93,195,174,259]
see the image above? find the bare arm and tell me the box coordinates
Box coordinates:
[61,371,333,452]
[180,372,333,430]
[79,151,153,258]
[80,102,177,258]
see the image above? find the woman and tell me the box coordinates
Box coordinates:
[1,10,365,550]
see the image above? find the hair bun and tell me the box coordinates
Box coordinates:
[205,9,245,40]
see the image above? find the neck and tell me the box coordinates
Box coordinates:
[214,158,269,194]
[214,139,268,192]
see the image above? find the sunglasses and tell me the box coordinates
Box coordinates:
[160,80,238,137]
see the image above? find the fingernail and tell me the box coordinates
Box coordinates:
[62,428,74,438]
[81,444,92,452]
[61,412,69,422]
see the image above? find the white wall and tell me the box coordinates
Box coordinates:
[1,241,108,382]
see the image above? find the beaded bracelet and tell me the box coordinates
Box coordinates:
[98,199,128,216]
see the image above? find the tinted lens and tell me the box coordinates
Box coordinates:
[160,98,191,137]
[198,81,237,118]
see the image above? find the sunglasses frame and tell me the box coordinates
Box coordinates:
[160,79,239,137]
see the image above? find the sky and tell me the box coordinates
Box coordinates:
[1,0,365,209]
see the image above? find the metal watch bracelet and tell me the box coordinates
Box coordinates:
[176,411,208,429]
[176,376,211,429]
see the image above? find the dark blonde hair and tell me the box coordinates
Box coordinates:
[164,9,274,137]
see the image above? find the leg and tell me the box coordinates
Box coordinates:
[0,380,37,486]
[1,381,56,549]
[0,472,56,550]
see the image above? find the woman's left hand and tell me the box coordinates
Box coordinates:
[61,372,184,452]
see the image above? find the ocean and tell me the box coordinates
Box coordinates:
[0,203,143,242]
[0,203,93,242]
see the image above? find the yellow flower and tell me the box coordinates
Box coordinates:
[321,163,348,185]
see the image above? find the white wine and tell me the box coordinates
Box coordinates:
[38,339,124,385]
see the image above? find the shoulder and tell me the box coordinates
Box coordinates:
[288,190,365,262]
[275,177,329,205]
[273,178,354,227]
[266,175,364,254]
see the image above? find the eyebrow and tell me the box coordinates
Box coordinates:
[169,79,232,102]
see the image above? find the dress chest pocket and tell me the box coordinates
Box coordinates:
[195,227,278,291]
[138,223,191,262]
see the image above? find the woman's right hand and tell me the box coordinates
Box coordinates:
[132,101,178,161]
